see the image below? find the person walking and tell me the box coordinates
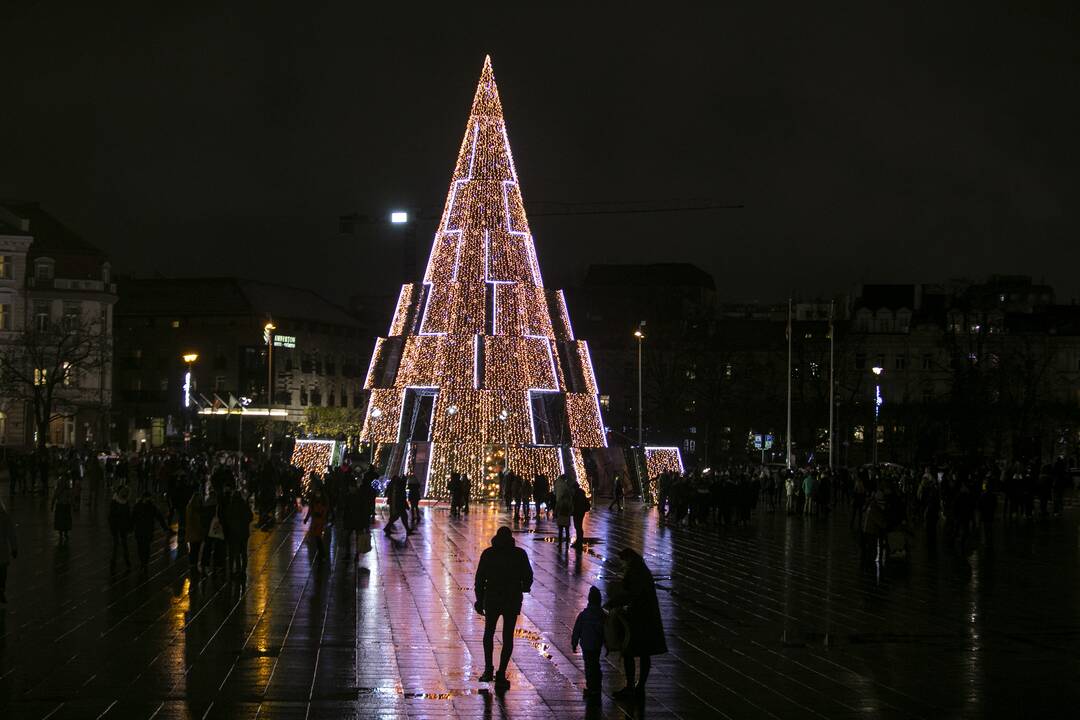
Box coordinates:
[383,476,411,536]
[224,490,253,579]
[303,489,329,558]
[571,586,607,701]
[185,492,206,574]
[52,482,74,545]
[571,482,590,549]
[342,480,370,559]
[608,473,625,511]
[554,474,573,544]
[533,474,549,519]
[406,472,422,526]
[108,486,133,571]
[0,500,17,603]
[131,492,171,570]
[607,548,667,701]
[474,526,533,692]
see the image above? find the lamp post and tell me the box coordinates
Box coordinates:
[634,325,645,446]
[447,404,459,474]
[871,366,883,465]
[390,210,417,280]
[182,352,198,446]
[369,407,383,463]
[497,408,509,471]
[237,396,252,455]
[263,321,276,456]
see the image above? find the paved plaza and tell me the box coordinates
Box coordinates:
[1,492,1079,719]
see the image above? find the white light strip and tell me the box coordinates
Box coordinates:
[581,340,598,393]
[559,291,576,340]
[423,122,479,284]
[198,407,289,417]
[364,338,381,387]
[474,335,481,389]
[388,285,408,336]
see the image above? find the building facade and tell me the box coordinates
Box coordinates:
[0,203,115,449]
[113,278,370,452]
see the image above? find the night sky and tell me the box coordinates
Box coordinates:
[2,2,1078,305]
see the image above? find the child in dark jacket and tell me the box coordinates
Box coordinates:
[571,586,607,699]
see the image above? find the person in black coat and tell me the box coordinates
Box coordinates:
[607,547,667,700]
[131,492,171,569]
[223,492,253,579]
[571,483,590,549]
[474,526,533,691]
[108,487,133,570]
[533,474,549,518]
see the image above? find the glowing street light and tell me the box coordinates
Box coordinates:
[181,352,198,408]
[390,211,409,224]
[871,367,884,464]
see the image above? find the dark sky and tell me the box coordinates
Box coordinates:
[2,1,1078,305]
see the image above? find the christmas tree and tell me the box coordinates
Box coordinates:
[361,56,606,498]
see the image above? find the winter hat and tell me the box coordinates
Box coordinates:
[588,586,602,606]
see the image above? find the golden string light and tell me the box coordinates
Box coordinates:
[645,447,684,478]
[359,56,606,497]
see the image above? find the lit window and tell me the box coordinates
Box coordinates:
[62,362,74,387]
[598,394,610,409]
[853,424,865,441]
[0,303,10,331]
[172,320,180,328]
[34,302,50,331]
[0,256,11,279]
[35,259,53,281]
[34,368,47,386]
[0,410,6,442]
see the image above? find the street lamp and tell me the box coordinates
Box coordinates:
[369,407,383,463]
[633,324,645,446]
[182,353,199,408]
[871,366,883,465]
[238,395,252,456]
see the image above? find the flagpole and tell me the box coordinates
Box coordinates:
[786,297,793,470]
[828,299,835,470]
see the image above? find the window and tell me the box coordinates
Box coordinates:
[809,361,820,378]
[0,256,11,279]
[310,386,322,406]
[353,387,362,408]
[101,262,111,283]
[853,424,865,441]
[922,354,932,371]
[62,302,81,331]
[34,367,47,386]
[688,426,697,434]
[34,301,50,331]
[599,394,610,409]
[300,383,308,406]
[683,439,696,452]
[129,377,142,391]
[0,411,6,443]
[685,368,696,380]
[895,355,906,371]
[723,363,733,379]
[62,362,74,387]
[35,259,53,281]
[0,303,10,330]
[215,375,226,391]
[160,378,169,392]
[327,384,336,406]
[171,320,180,329]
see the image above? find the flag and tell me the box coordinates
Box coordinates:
[228,394,239,409]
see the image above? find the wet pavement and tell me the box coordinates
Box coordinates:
[1,492,1079,719]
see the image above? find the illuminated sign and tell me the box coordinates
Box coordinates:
[273,335,296,348]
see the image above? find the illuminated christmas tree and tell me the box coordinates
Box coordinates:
[360,56,606,498]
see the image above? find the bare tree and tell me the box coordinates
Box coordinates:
[0,315,110,449]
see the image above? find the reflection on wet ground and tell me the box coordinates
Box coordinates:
[1,495,1079,718]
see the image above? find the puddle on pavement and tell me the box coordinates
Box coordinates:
[402,689,476,699]
[514,628,553,660]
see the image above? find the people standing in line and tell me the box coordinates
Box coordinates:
[132,492,171,570]
[52,481,73,545]
[185,492,206,574]
[108,486,133,571]
[407,472,422,526]
[554,474,573,544]
[0,500,17,603]
[609,473,625,512]
[571,586,607,701]
[474,526,534,692]
[571,481,590,549]
[607,548,667,701]
[224,490,253,580]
